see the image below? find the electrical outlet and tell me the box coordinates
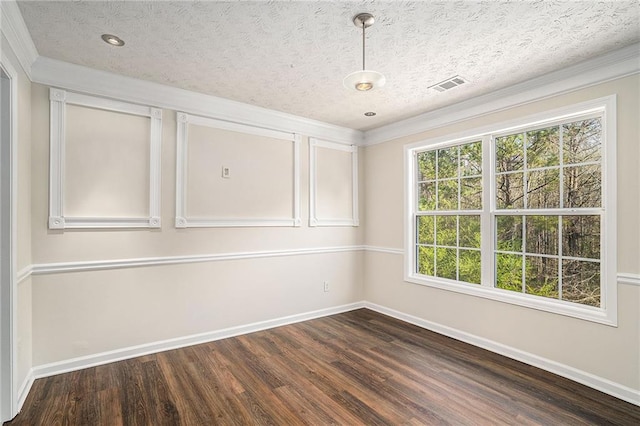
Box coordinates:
[222,166,231,178]
[323,281,330,292]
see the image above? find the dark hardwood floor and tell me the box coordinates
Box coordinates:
[6,309,640,425]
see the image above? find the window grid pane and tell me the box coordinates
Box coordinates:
[414,140,483,285]
[490,116,602,307]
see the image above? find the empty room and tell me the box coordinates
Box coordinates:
[1,0,639,424]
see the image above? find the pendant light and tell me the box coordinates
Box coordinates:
[343,13,386,92]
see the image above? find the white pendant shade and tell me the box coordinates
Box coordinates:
[343,70,386,91]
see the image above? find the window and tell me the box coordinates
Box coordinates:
[416,141,482,283]
[405,97,616,325]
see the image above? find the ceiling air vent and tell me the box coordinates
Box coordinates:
[429,75,468,92]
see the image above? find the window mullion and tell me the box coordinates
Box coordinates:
[481,134,493,288]
[558,215,563,300]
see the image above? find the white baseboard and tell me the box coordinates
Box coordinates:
[31,301,365,380]
[364,302,640,407]
[16,300,639,416]
[15,371,35,415]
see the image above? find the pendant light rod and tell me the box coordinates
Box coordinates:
[353,13,374,71]
[362,22,366,71]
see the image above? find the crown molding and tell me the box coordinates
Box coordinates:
[4,0,360,144]
[0,0,38,78]
[30,56,363,145]
[364,43,640,146]
[5,0,637,147]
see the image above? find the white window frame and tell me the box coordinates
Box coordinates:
[175,112,301,228]
[309,138,359,227]
[404,96,617,326]
[48,88,163,229]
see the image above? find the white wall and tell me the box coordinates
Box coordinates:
[363,75,640,394]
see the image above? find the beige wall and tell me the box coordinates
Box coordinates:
[16,64,31,402]
[186,125,295,219]
[29,83,365,365]
[363,75,640,391]
[64,105,150,218]
[315,146,354,220]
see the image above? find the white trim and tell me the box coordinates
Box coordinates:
[0,1,38,79]
[48,88,162,229]
[175,112,301,228]
[365,302,640,407]
[31,56,362,146]
[365,43,640,146]
[309,138,359,227]
[363,245,404,255]
[15,243,637,287]
[176,218,300,228]
[0,50,19,421]
[618,273,640,287]
[16,266,31,285]
[30,302,365,380]
[30,246,365,275]
[15,370,33,415]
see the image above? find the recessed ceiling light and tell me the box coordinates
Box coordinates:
[364,111,376,116]
[101,34,125,47]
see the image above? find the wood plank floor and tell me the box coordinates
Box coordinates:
[6,309,640,425]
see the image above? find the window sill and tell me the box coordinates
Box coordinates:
[405,273,617,326]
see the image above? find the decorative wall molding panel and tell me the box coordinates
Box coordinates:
[309,138,359,227]
[48,88,162,229]
[176,112,301,228]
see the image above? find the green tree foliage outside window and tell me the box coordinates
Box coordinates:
[415,117,603,308]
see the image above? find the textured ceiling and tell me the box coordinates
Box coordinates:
[17,1,640,131]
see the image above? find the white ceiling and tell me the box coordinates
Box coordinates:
[16,1,640,131]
